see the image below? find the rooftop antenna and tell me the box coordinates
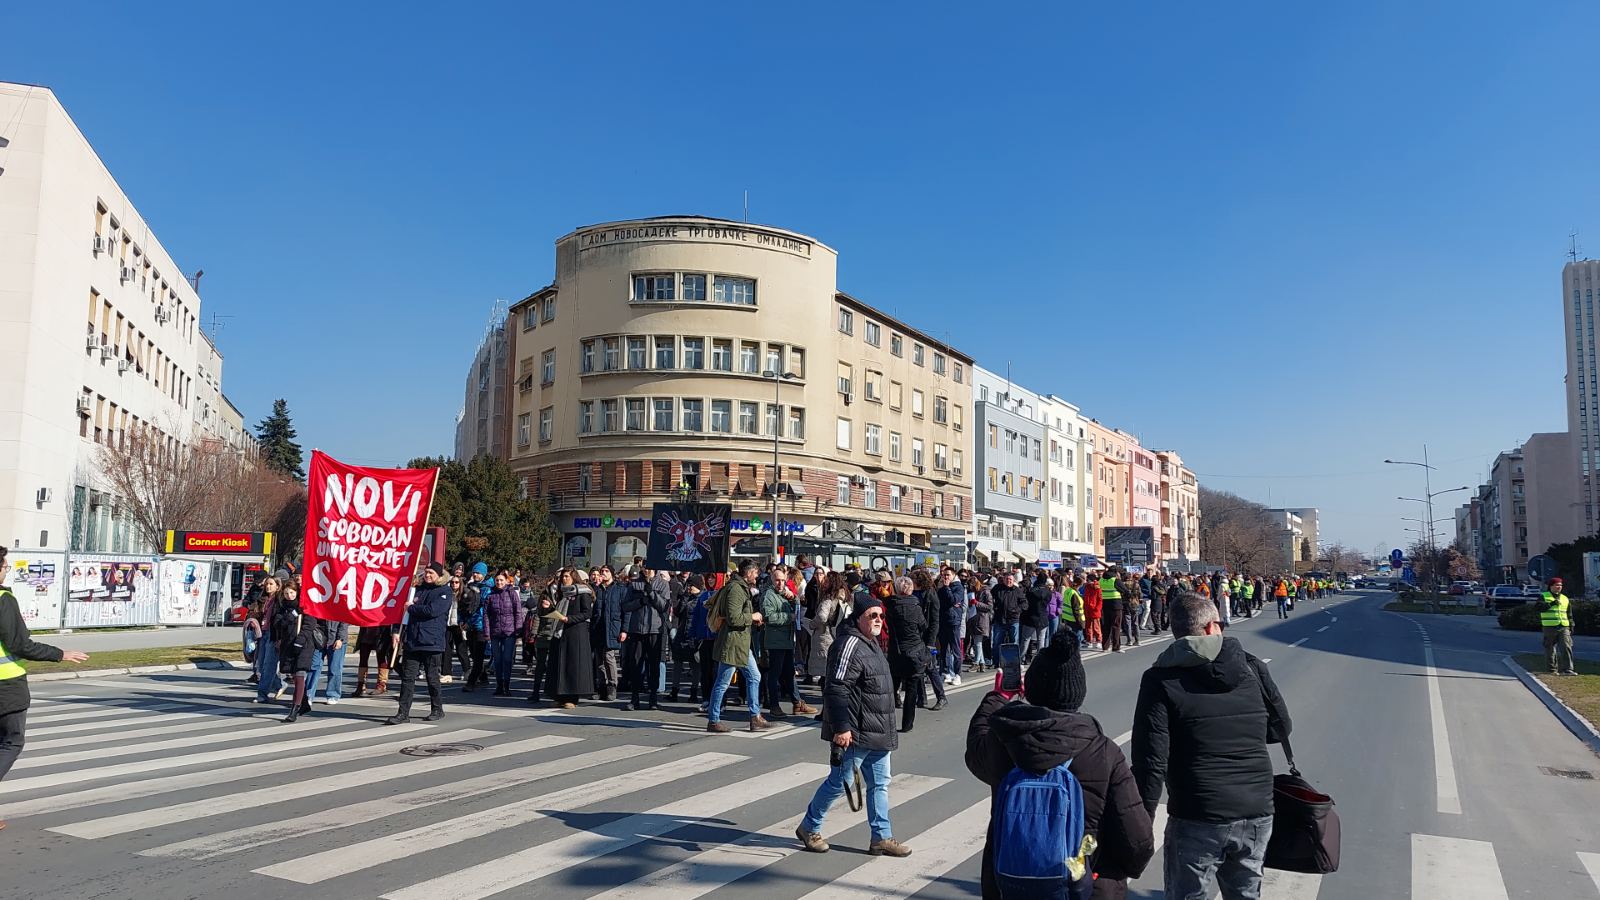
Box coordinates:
[205,310,234,343]
[1570,230,1583,262]
[743,190,749,224]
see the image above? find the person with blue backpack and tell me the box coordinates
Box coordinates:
[965,637,1154,899]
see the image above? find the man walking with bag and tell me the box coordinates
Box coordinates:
[1132,592,1292,900]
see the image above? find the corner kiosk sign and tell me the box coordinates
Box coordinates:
[577,222,813,258]
[164,530,274,556]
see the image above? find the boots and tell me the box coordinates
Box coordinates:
[373,665,390,696]
[284,675,309,723]
[353,664,369,698]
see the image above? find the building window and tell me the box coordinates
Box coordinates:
[682,399,704,432]
[541,350,556,385]
[890,334,904,356]
[890,485,902,512]
[517,413,532,447]
[740,401,759,434]
[912,343,925,366]
[838,363,853,397]
[740,341,760,374]
[649,398,674,431]
[912,491,923,516]
[580,341,595,373]
[538,407,552,443]
[712,339,733,371]
[788,408,805,439]
[1063,447,1074,469]
[711,399,732,433]
[654,336,675,369]
[837,475,851,505]
[912,390,925,417]
[714,276,756,305]
[1007,431,1017,454]
[933,352,946,375]
[953,496,962,520]
[889,432,902,461]
[765,344,784,375]
[542,297,556,322]
[889,381,903,410]
[577,464,593,492]
[633,274,676,301]
[1033,439,1042,461]
[838,307,854,335]
[766,403,781,436]
[836,417,852,450]
[682,273,707,301]
[790,347,806,378]
[864,480,877,508]
[596,399,617,432]
[866,424,882,455]
[864,321,881,346]
[624,398,644,431]
[864,370,882,402]
[522,307,536,331]
[912,438,925,468]
[953,362,964,384]
[934,395,948,424]
[934,443,948,470]
[989,467,998,491]
[952,448,963,474]
[1064,484,1074,506]
[579,401,594,434]
[682,337,705,370]
[627,337,647,369]
[598,338,617,371]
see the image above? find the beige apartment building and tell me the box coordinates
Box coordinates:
[1084,418,1131,557]
[1156,449,1200,563]
[506,217,973,570]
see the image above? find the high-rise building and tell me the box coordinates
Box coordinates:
[1564,258,1600,533]
[1522,431,1582,558]
[0,83,247,553]
[454,301,511,462]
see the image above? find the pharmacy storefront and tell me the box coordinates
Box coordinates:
[557,512,815,570]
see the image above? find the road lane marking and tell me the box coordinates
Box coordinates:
[379,762,825,900]
[0,726,485,820]
[1579,852,1600,892]
[1317,626,1330,633]
[17,715,306,768]
[29,709,234,738]
[789,798,989,899]
[589,773,949,900]
[27,712,271,752]
[1262,868,1323,898]
[1423,644,1462,814]
[56,732,571,840]
[1290,638,1309,647]
[260,752,749,884]
[27,700,194,723]
[143,738,638,858]
[1411,833,1507,899]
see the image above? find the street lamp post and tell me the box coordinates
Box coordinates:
[763,370,797,565]
[1386,447,1472,594]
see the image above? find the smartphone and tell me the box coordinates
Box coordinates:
[998,642,1023,692]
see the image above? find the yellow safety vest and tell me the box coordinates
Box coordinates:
[0,637,24,681]
[1060,589,1081,624]
[1540,592,1571,628]
[1099,577,1121,601]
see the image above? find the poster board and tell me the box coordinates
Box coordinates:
[65,554,159,627]
[157,558,211,626]
[10,550,66,631]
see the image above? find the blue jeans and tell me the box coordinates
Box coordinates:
[254,640,281,700]
[1041,618,1056,649]
[490,635,517,686]
[801,746,892,843]
[306,643,347,700]
[1163,814,1273,900]
[1277,598,1289,618]
[707,656,762,723]
[971,636,989,667]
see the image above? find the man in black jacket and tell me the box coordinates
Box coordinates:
[990,570,1026,648]
[796,594,910,858]
[884,576,932,732]
[1132,592,1291,900]
[966,638,1154,899]
[621,569,670,711]
[386,562,454,725]
[1021,573,1053,663]
[0,559,88,826]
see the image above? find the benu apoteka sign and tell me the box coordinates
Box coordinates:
[164,530,275,556]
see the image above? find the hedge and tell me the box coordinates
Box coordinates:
[1498,600,1600,636]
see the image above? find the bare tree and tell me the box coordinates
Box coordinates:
[1199,488,1286,573]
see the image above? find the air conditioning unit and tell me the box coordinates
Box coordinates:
[93,235,106,255]
[117,358,130,374]
[85,334,99,352]
[35,487,52,505]
[841,391,853,405]
[154,305,169,323]
[76,395,91,414]
[952,467,963,477]
[99,345,115,360]
[850,475,869,487]
[915,465,926,475]
[120,266,133,283]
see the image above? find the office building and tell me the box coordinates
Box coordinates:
[454,301,511,461]
[971,367,1044,566]
[1564,258,1600,534]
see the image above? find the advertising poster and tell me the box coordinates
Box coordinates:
[563,533,592,569]
[158,559,210,626]
[10,551,65,631]
[644,502,731,574]
[65,555,159,627]
[303,450,438,627]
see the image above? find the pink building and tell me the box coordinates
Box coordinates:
[1125,434,1163,561]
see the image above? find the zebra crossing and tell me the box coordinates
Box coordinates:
[10,685,1600,900]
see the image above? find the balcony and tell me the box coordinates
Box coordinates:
[544,487,831,515]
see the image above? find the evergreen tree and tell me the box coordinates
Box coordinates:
[405,454,560,571]
[255,399,306,483]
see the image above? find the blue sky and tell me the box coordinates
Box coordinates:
[9,2,1597,555]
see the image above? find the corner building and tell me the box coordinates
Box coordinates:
[507,217,973,570]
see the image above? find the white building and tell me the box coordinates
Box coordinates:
[454,300,511,462]
[1036,394,1095,560]
[0,82,236,553]
[971,367,1044,566]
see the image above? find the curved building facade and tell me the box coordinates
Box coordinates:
[508,216,973,570]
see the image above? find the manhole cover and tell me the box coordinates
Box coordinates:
[1539,766,1594,780]
[400,742,485,757]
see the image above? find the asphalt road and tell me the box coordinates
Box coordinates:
[7,589,1599,899]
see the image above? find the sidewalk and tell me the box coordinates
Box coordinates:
[44,626,242,653]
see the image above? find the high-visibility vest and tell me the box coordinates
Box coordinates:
[1100,577,1121,601]
[1540,592,1571,628]
[0,637,24,681]
[1242,582,1255,599]
[1288,582,1297,596]
[1060,589,1082,624]
[1275,581,1288,598]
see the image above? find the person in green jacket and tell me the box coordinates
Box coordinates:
[759,564,817,718]
[708,559,768,733]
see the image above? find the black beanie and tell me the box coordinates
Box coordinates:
[851,594,883,623]
[1024,638,1088,712]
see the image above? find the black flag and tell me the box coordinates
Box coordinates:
[644,502,732,574]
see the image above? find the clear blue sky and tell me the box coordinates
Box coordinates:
[10,2,1597,555]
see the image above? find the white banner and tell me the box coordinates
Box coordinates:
[158,559,210,626]
[10,550,65,631]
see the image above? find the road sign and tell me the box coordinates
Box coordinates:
[1390,548,1404,568]
[1528,554,1556,582]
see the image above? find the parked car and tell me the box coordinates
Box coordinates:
[1488,585,1529,610]
[1448,581,1471,596]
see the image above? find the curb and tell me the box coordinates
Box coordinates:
[1501,656,1600,756]
[33,659,250,682]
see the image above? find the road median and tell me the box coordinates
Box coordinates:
[29,643,246,680]
[1503,654,1600,754]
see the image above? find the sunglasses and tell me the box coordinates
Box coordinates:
[861,611,884,620]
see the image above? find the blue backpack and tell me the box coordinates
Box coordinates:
[993,759,1094,900]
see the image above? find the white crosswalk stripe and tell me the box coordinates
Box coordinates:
[27,700,194,723]
[51,732,571,839]
[591,773,952,900]
[17,715,336,768]
[29,708,244,739]
[379,762,829,900]
[1412,833,1509,899]
[1580,852,1600,892]
[257,751,750,884]
[1261,868,1324,898]
[141,739,646,859]
[792,798,989,899]
[27,711,270,751]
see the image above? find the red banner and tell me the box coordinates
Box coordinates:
[302,451,438,627]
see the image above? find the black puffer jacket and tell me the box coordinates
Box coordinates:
[820,626,898,752]
[1024,583,1053,630]
[1132,635,1291,822]
[884,594,929,676]
[966,693,1154,900]
[991,584,1026,626]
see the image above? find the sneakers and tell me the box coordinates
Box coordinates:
[869,838,912,857]
[950,675,962,686]
[793,700,818,716]
[440,675,454,684]
[423,709,445,721]
[930,698,948,712]
[323,697,340,705]
[749,716,772,732]
[384,713,410,725]
[795,826,830,853]
[707,721,731,734]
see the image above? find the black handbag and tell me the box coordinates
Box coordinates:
[1263,736,1341,874]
